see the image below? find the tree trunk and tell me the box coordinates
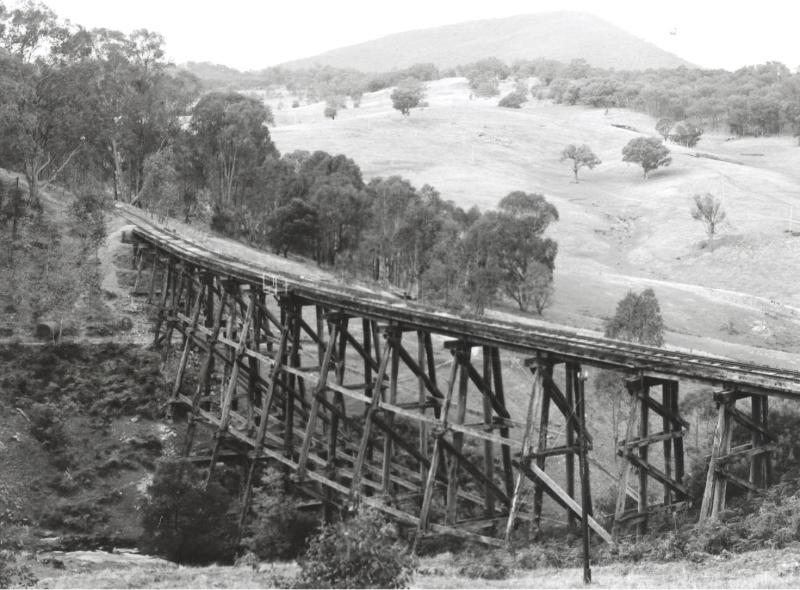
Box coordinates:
[111,137,124,201]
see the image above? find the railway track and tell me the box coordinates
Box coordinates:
[118,204,800,397]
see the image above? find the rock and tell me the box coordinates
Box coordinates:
[34,322,60,340]
[117,316,134,331]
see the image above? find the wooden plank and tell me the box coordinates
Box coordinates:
[482,347,495,518]
[382,328,401,495]
[397,342,445,399]
[541,370,592,444]
[716,468,763,494]
[532,364,552,532]
[505,360,541,542]
[729,405,774,441]
[205,293,255,483]
[490,347,515,500]
[616,500,690,524]
[704,402,733,520]
[516,461,613,544]
[612,388,641,539]
[620,451,691,497]
[438,435,510,507]
[348,328,395,504]
[619,430,686,450]
[531,444,578,458]
[168,280,206,415]
[671,382,685,485]
[636,384,648,535]
[182,289,228,457]
[565,362,577,530]
[417,356,459,539]
[716,444,775,464]
[238,321,290,531]
[446,344,470,525]
[636,389,690,429]
[576,367,593,582]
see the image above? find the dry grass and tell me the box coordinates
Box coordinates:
[27,546,800,588]
[270,78,800,366]
[414,546,800,589]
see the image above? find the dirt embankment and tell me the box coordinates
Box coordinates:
[0,343,173,554]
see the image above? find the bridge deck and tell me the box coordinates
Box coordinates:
[120,205,800,398]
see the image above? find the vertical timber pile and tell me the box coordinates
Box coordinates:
[699,389,773,521]
[612,376,689,539]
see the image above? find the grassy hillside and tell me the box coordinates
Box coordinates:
[280,12,693,72]
[269,78,800,367]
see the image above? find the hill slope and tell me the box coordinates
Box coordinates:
[269,78,800,365]
[280,12,694,72]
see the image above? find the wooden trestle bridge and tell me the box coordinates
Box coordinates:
[120,206,800,551]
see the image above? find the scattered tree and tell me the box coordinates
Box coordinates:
[498,87,528,109]
[560,144,602,182]
[600,288,665,447]
[670,121,704,147]
[390,77,425,116]
[324,104,338,119]
[604,288,665,346]
[622,137,672,179]
[691,193,726,251]
[139,461,238,564]
[655,118,674,141]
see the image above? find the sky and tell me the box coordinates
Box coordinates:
[42,0,800,72]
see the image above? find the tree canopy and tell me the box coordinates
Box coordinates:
[622,137,672,179]
[462,192,559,314]
[390,77,425,116]
[691,193,726,251]
[560,144,602,182]
[604,288,665,346]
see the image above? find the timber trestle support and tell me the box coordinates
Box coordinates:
[121,214,800,558]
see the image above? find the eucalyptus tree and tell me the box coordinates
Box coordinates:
[188,91,278,209]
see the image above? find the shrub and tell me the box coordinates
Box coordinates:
[457,549,514,579]
[139,461,238,565]
[296,509,414,589]
[242,468,318,560]
[515,543,575,569]
[498,91,527,109]
[39,499,110,533]
[28,402,68,451]
[0,552,37,588]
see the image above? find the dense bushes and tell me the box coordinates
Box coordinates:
[0,552,37,588]
[498,90,527,109]
[242,468,318,560]
[0,343,165,420]
[296,509,414,589]
[28,402,68,451]
[139,461,238,565]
